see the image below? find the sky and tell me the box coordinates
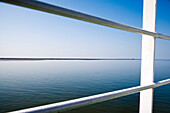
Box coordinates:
[0,0,170,59]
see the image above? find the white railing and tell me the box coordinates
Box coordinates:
[9,79,170,113]
[1,0,170,113]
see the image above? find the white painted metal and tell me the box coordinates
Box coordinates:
[1,0,169,113]
[140,0,157,113]
[9,79,170,113]
[1,0,170,40]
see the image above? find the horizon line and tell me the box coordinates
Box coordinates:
[0,58,170,61]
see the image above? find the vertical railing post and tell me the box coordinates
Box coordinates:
[140,0,157,113]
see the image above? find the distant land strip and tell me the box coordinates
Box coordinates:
[0,58,170,61]
[0,58,140,61]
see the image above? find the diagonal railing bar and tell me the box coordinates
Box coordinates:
[0,0,170,40]
[1,1,170,113]
[9,79,170,113]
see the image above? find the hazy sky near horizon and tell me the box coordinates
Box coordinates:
[0,0,170,58]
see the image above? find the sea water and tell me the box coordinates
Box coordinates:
[0,60,169,113]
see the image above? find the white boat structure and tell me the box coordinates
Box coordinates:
[0,0,169,113]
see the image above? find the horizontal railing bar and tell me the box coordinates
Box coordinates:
[1,0,170,40]
[9,79,170,113]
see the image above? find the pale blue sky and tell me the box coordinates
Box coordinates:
[0,0,169,58]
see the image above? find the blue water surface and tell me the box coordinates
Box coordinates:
[0,60,169,113]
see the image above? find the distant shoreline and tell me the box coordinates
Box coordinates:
[0,58,140,61]
[0,58,170,61]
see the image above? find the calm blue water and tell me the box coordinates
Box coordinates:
[0,60,169,113]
